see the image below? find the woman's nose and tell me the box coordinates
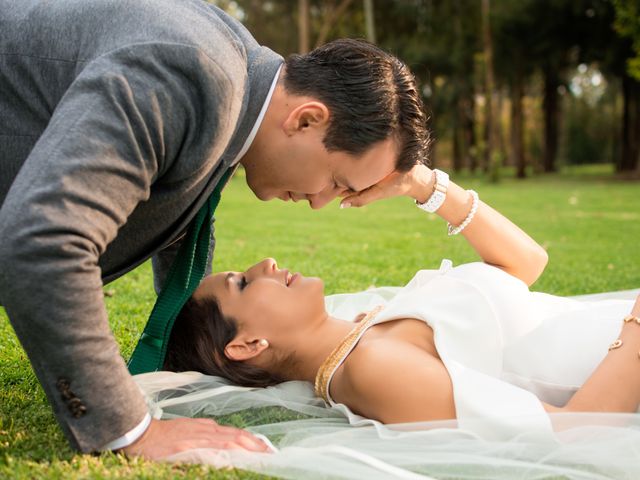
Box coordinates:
[261,258,278,273]
[246,258,277,280]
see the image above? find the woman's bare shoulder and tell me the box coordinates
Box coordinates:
[333,338,456,423]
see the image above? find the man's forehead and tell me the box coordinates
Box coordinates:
[338,142,397,191]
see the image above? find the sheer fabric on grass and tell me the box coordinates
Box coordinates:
[134,280,640,480]
[136,371,640,479]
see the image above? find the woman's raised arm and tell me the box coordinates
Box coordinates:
[341,164,548,286]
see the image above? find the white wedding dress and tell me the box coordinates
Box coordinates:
[135,260,640,480]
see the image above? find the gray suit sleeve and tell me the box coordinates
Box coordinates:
[0,44,230,452]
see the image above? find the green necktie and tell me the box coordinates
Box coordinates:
[127,167,234,375]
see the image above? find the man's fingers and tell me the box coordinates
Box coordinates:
[181,432,270,453]
[121,418,272,460]
[212,425,270,452]
[180,437,256,451]
[193,417,219,427]
[235,433,272,452]
[168,435,270,455]
[193,421,270,452]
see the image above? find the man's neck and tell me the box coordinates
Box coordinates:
[238,75,286,170]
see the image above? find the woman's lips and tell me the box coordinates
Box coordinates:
[288,273,300,286]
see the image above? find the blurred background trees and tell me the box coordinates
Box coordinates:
[209,0,640,177]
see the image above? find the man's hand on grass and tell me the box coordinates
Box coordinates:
[120,418,271,459]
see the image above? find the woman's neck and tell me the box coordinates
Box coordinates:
[281,315,358,384]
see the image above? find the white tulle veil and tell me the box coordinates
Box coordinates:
[133,287,640,480]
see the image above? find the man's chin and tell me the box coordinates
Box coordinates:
[255,189,288,202]
[244,175,271,201]
[247,184,274,201]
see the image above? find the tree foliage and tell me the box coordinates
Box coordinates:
[209,0,640,174]
[613,0,640,80]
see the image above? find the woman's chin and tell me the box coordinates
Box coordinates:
[310,276,324,292]
[302,276,325,301]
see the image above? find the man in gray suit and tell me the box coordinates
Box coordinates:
[0,0,430,459]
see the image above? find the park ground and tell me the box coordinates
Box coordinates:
[1,164,639,479]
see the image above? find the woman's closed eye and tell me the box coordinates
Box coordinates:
[239,275,248,291]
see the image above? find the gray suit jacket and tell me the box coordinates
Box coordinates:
[0,0,282,452]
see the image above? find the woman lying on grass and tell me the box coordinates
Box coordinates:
[164,163,640,432]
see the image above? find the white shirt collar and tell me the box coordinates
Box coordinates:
[230,64,283,166]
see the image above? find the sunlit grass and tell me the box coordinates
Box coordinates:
[1,165,638,478]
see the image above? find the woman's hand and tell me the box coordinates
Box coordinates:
[340,164,435,208]
[631,293,640,317]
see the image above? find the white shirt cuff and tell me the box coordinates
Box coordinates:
[100,412,152,451]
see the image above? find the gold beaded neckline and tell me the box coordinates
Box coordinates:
[314,306,384,403]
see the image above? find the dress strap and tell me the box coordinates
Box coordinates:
[314,306,385,403]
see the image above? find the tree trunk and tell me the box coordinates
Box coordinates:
[427,77,438,168]
[363,0,376,44]
[461,92,477,172]
[542,67,560,173]
[619,74,640,172]
[452,106,462,172]
[452,0,475,173]
[454,92,476,173]
[298,0,310,53]
[481,0,499,177]
[511,69,526,178]
[315,0,354,48]
[496,90,505,162]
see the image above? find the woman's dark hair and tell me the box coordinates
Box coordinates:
[163,295,286,388]
[284,38,431,172]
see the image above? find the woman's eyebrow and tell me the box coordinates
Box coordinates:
[225,272,234,290]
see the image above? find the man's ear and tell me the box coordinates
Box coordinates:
[224,337,269,362]
[282,101,329,136]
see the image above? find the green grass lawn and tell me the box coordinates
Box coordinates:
[1,165,639,479]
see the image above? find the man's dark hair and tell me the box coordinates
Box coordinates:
[284,38,431,171]
[164,296,286,388]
